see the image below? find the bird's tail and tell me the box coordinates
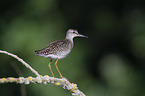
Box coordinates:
[34,50,41,55]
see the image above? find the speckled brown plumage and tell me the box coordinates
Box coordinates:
[35,39,73,59]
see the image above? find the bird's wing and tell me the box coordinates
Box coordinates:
[35,39,70,55]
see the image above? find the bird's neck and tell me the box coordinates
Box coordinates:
[65,35,74,44]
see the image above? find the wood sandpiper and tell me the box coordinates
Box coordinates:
[35,29,88,78]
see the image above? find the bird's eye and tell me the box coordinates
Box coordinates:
[73,31,76,33]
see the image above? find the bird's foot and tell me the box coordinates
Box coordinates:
[60,76,70,82]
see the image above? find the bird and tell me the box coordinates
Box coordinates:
[34,29,88,78]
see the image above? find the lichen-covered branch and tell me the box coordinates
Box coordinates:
[0,75,85,96]
[0,50,86,96]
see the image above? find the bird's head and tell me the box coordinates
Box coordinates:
[66,29,88,39]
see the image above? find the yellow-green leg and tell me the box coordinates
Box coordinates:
[55,59,63,78]
[48,59,54,77]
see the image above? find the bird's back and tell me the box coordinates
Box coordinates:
[35,39,73,59]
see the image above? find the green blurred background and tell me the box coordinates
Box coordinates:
[0,0,145,96]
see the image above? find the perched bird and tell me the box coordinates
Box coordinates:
[35,29,88,78]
